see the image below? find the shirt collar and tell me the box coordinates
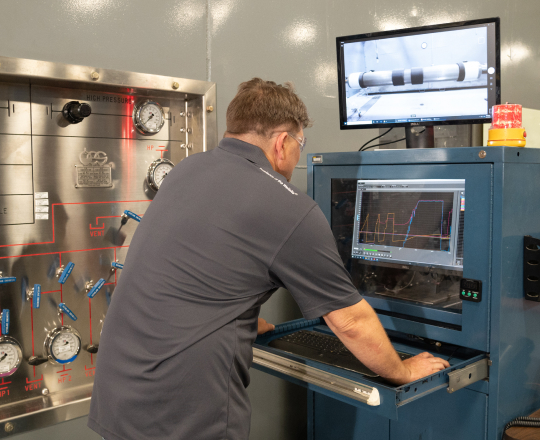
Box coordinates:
[218,137,274,170]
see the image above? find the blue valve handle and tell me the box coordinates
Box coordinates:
[58,262,75,284]
[58,303,77,321]
[0,276,16,284]
[123,210,141,222]
[1,309,10,335]
[87,278,106,299]
[33,284,41,309]
[111,262,124,270]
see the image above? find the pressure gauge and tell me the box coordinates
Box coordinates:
[147,158,175,191]
[0,336,22,377]
[133,100,165,135]
[45,326,82,365]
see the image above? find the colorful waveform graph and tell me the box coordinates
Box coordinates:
[358,193,455,252]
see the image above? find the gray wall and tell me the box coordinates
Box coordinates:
[0,0,539,439]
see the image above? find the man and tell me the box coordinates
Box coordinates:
[88,79,449,440]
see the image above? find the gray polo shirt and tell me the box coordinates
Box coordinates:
[88,138,362,440]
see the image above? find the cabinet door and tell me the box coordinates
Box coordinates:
[311,391,389,440]
[389,387,487,440]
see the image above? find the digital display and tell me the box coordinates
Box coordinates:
[351,179,465,270]
[336,18,500,129]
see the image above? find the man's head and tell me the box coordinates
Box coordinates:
[224,78,312,182]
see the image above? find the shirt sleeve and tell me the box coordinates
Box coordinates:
[269,205,363,320]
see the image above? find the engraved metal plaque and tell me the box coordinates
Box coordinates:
[75,165,112,188]
[0,195,34,225]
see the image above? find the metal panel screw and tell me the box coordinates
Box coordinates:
[179,111,186,117]
[4,423,13,433]
[172,82,180,90]
[91,71,100,81]
[187,144,193,150]
[186,128,192,134]
[479,150,487,159]
[180,128,185,133]
[180,144,186,149]
[187,112,192,118]
[42,388,49,395]
[206,106,214,112]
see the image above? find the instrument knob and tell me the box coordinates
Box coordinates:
[62,101,92,124]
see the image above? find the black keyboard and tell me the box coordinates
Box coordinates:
[268,330,411,377]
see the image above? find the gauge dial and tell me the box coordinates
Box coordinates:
[0,336,22,377]
[133,100,165,135]
[45,326,82,364]
[147,158,175,191]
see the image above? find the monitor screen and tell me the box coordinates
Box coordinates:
[351,179,465,271]
[336,18,500,129]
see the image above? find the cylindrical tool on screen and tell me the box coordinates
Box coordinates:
[346,61,485,89]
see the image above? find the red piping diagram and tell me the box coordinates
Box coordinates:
[0,200,150,377]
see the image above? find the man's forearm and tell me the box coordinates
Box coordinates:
[324,300,410,384]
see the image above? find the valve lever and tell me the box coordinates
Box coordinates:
[58,303,77,321]
[28,356,48,366]
[87,278,105,299]
[0,309,10,335]
[57,262,75,285]
[111,261,124,270]
[121,210,141,225]
[0,272,16,285]
[86,344,99,354]
[26,284,42,309]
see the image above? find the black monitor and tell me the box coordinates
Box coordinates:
[336,18,500,135]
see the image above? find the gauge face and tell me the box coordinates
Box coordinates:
[0,337,22,377]
[133,100,165,135]
[46,327,81,364]
[147,158,175,191]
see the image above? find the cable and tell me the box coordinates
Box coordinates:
[503,416,540,435]
[361,137,406,151]
[358,127,393,151]
[361,127,429,151]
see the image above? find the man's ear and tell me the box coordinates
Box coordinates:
[274,132,288,161]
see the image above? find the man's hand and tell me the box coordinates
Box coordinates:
[324,300,450,385]
[400,352,450,383]
[257,318,275,335]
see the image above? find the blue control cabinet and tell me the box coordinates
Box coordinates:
[253,147,540,440]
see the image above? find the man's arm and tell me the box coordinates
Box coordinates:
[324,300,450,385]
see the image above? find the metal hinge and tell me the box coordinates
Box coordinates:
[447,358,490,394]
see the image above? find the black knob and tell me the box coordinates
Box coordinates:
[86,344,99,354]
[62,101,92,124]
[28,356,48,366]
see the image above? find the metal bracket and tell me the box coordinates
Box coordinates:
[447,358,490,393]
[253,348,380,406]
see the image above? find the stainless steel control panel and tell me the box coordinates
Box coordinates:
[0,56,217,436]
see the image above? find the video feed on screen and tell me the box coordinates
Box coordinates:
[342,26,495,125]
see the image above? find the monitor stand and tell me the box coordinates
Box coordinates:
[405,126,434,148]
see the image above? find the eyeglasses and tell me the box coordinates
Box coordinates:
[287,132,307,153]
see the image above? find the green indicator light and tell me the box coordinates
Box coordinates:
[364,249,378,252]
[473,293,478,298]
[467,292,472,297]
[461,290,466,295]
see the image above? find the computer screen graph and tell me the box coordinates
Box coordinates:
[352,179,465,270]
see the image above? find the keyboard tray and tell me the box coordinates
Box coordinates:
[269,330,411,378]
